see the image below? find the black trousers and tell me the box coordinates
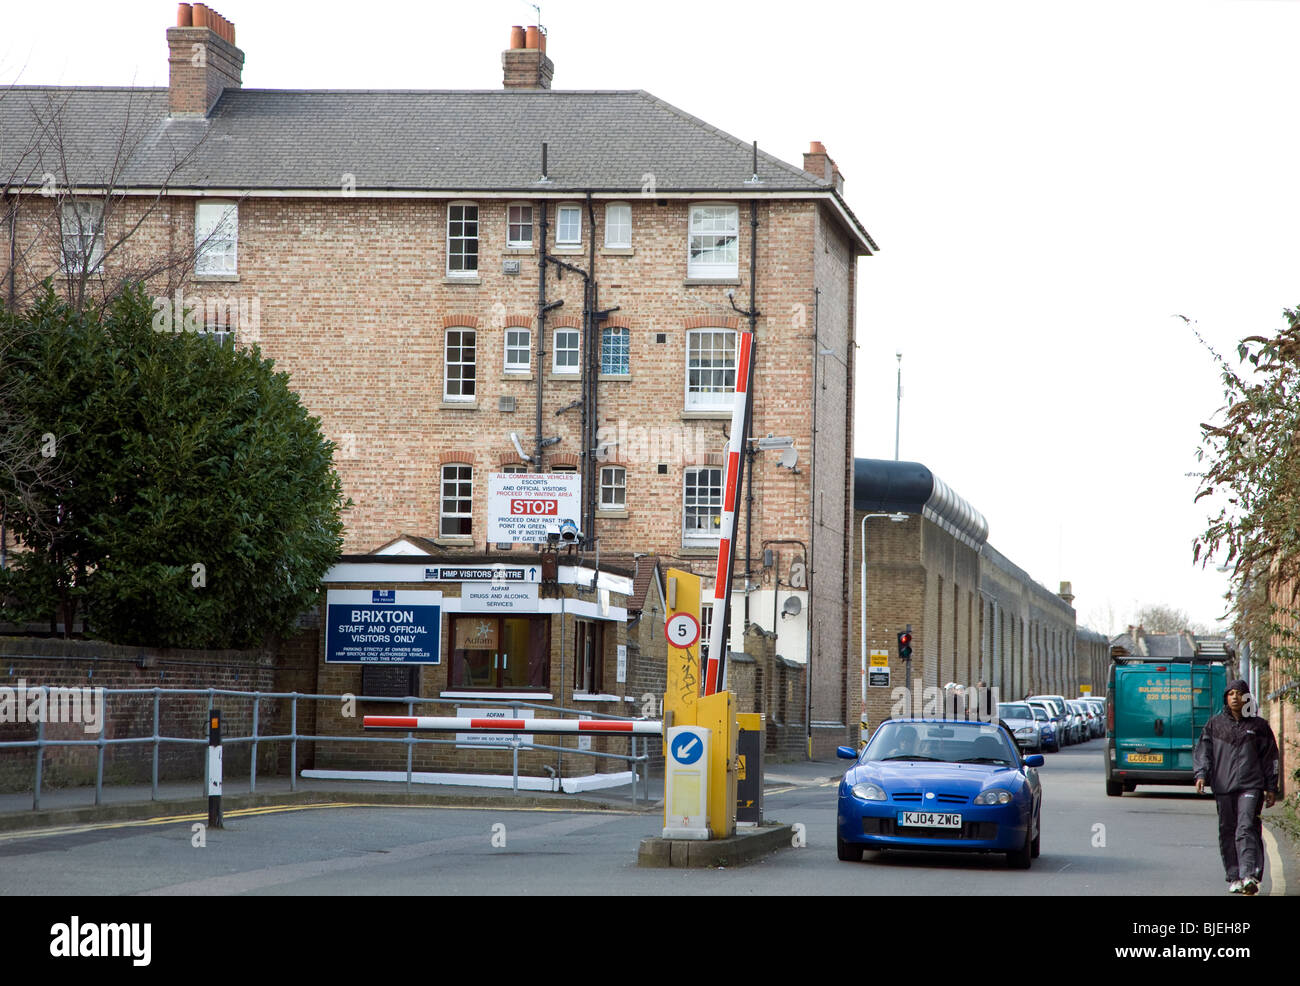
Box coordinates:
[1214,790,1264,882]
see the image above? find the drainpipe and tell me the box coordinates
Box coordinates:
[807,287,819,757]
[535,197,548,471]
[740,200,760,629]
[585,194,599,545]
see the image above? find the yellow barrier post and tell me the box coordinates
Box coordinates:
[697,690,737,839]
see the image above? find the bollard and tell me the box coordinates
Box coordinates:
[207,708,224,829]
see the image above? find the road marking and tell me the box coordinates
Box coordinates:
[0,802,359,842]
[0,800,643,843]
[1263,825,1286,896]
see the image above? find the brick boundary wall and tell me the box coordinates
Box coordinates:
[0,635,281,793]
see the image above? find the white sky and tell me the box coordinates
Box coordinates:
[7,0,1295,635]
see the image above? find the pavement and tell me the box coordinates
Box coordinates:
[0,757,845,833]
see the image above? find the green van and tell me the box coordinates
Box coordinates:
[1104,657,1226,796]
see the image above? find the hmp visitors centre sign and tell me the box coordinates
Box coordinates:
[325,589,442,664]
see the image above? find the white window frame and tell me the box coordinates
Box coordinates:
[699,603,713,662]
[195,201,238,276]
[599,466,626,509]
[682,466,724,546]
[600,325,630,376]
[604,202,631,248]
[687,204,739,278]
[504,327,531,374]
[553,328,580,374]
[444,327,477,402]
[556,203,582,245]
[60,200,104,274]
[507,202,533,248]
[440,464,474,538]
[684,329,737,410]
[447,201,479,276]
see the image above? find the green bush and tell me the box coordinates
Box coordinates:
[0,283,348,647]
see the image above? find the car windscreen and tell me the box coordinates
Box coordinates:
[998,704,1032,720]
[866,721,1016,765]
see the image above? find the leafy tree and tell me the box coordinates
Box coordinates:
[0,283,348,648]
[1194,307,1300,695]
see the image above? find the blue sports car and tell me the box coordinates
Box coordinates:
[837,718,1044,868]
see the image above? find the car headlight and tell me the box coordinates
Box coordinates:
[974,789,1013,805]
[851,782,887,801]
[1015,727,1032,736]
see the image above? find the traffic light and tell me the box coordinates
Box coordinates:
[897,630,912,661]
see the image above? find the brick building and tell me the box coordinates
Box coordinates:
[0,11,875,759]
[852,458,1103,735]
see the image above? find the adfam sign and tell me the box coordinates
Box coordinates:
[488,471,582,544]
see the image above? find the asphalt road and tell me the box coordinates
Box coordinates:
[0,737,1286,896]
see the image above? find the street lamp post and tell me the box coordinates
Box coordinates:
[860,511,909,741]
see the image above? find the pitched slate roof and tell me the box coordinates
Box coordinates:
[0,86,875,249]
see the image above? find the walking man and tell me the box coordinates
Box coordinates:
[1193,679,1280,895]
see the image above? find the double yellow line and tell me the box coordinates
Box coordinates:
[0,801,359,843]
[0,799,641,844]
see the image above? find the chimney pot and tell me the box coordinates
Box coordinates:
[193,3,209,28]
[810,140,827,154]
[503,25,554,89]
[177,3,193,27]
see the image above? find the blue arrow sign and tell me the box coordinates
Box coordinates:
[671,732,704,765]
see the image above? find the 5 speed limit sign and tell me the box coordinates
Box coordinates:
[665,613,700,649]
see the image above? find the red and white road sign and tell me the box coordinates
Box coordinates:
[665,612,700,649]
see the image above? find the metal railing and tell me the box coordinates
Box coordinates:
[0,687,658,811]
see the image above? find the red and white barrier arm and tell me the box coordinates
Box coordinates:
[703,327,754,696]
[363,716,663,736]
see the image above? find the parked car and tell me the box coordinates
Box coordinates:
[836,718,1044,869]
[1028,704,1059,752]
[1067,700,1097,741]
[1027,698,1072,746]
[997,702,1043,753]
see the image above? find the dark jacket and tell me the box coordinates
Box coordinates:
[1193,706,1280,794]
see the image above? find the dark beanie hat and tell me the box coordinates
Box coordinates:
[1224,679,1250,701]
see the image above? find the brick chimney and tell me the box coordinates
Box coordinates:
[803,141,845,195]
[168,3,244,117]
[502,24,553,90]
